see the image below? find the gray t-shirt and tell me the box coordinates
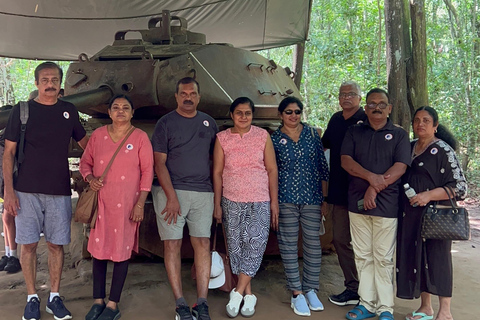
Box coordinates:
[151,110,218,192]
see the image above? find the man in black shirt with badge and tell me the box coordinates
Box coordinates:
[322,81,366,306]
[340,88,410,320]
[3,62,88,320]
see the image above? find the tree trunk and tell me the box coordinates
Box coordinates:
[377,0,382,77]
[384,0,411,129]
[409,0,429,112]
[0,58,16,106]
[293,42,306,90]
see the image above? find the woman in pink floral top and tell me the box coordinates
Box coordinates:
[213,97,278,318]
[79,95,154,320]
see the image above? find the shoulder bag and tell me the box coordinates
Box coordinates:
[74,126,135,228]
[421,185,470,241]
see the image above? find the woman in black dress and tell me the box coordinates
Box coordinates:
[396,106,467,320]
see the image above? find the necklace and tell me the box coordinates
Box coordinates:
[412,137,438,160]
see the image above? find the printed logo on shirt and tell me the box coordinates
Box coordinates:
[63,111,70,119]
[126,144,134,150]
[203,120,210,127]
[357,120,363,124]
[431,147,438,155]
[280,138,287,145]
[385,133,393,141]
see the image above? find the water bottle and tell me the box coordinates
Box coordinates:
[404,183,418,207]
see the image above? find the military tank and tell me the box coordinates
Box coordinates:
[58,11,304,258]
[63,10,299,131]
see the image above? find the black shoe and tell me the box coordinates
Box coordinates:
[328,289,360,306]
[175,305,194,320]
[4,256,21,273]
[85,303,106,320]
[192,302,210,320]
[97,307,121,320]
[0,255,8,271]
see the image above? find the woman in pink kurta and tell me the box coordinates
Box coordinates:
[79,95,153,320]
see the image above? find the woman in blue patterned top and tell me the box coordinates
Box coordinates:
[271,96,329,317]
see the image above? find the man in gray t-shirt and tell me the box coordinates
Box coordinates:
[151,77,217,320]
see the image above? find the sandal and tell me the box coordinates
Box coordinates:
[346,305,376,320]
[406,312,434,320]
[379,311,394,320]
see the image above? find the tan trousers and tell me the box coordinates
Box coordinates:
[349,212,397,315]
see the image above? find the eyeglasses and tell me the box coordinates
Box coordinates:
[39,78,60,85]
[366,103,389,109]
[284,109,302,115]
[339,92,359,99]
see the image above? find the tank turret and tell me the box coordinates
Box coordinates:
[63,10,300,133]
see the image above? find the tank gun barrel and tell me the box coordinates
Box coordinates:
[61,86,113,115]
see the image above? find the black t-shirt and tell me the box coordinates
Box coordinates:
[4,100,86,195]
[340,119,411,218]
[321,108,367,205]
[151,110,218,192]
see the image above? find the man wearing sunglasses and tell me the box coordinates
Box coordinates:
[322,81,366,307]
[340,88,410,320]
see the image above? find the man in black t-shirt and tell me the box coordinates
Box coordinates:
[322,81,366,306]
[341,88,410,320]
[151,77,217,320]
[3,62,88,320]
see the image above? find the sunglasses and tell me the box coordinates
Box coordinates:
[284,109,302,115]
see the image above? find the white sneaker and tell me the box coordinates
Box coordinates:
[240,294,257,317]
[305,290,324,311]
[226,288,243,318]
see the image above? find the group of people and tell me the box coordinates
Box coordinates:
[1,61,467,320]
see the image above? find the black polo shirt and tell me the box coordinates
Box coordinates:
[322,108,367,205]
[340,119,411,218]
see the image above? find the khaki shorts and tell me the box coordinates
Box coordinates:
[151,186,214,240]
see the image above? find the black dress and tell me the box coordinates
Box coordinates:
[396,139,467,299]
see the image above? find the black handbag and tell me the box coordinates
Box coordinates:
[421,186,470,240]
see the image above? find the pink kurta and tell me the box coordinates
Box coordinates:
[79,126,154,262]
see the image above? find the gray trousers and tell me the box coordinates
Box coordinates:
[277,203,322,292]
[332,204,359,292]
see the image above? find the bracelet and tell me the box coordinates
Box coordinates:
[136,204,143,209]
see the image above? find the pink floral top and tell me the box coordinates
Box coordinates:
[217,125,270,203]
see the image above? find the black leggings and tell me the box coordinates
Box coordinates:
[92,258,129,303]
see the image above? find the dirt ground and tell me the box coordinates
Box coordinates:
[0,199,479,320]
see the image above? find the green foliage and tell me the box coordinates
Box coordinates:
[259,0,480,186]
[0,59,70,103]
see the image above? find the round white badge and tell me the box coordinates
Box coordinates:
[440,168,445,173]
[63,111,70,119]
[203,120,210,127]
[431,148,438,155]
[385,133,393,140]
[280,138,287,145]
[126,144,133,150]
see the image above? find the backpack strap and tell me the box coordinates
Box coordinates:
[17,101,29,164]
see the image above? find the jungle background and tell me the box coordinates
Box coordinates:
[0,0,478,197]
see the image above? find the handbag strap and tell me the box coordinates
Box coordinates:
[440,185,457,209]
[212,222,218,251]
[221,223,231,260]
[99,126,135,181]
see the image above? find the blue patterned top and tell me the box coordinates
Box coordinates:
[272,124,329,205]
